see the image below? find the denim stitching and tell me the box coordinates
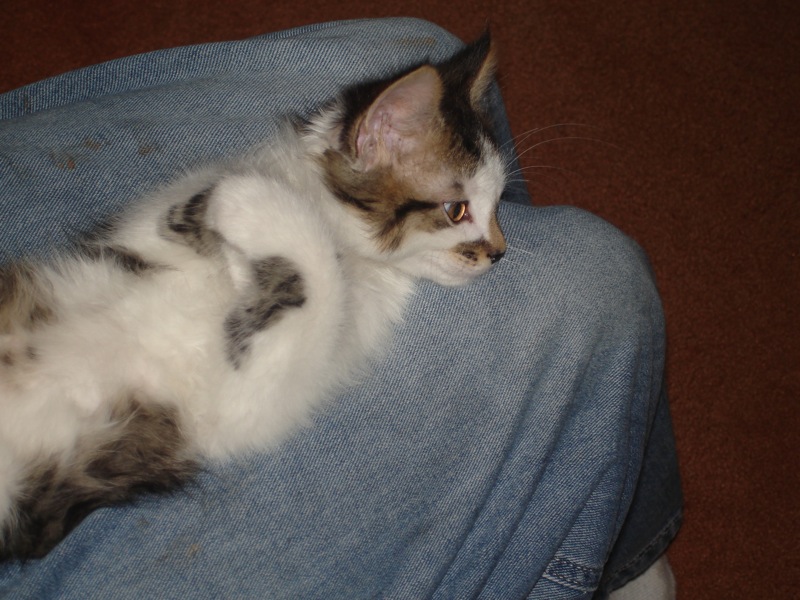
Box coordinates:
[541,555,602,592]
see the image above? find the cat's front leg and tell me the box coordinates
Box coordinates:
[159,176,289,291]
[202,175,298,259]
[179,175,338,373]
[160,187,222,257]
[222,255,306,368]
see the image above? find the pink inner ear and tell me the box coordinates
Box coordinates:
[356,66,442,169]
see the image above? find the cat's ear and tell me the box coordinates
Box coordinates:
[355,65,442,171]
[467,32,497,108]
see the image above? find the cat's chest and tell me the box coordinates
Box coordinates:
[339,258,414,358]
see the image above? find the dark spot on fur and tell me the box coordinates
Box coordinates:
[78,215,120,247]
[0,262,55,333]
[109,248,156,274]
[80,244,158,276]
[455,240,491,263]
[454,239,504,265]
[0,397,197,561]
[27,303,54,326]
[0,347,37,368]
[161,189,221,256]
[225,256,306,368]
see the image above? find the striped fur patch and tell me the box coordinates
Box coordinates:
[224,256,306,368]
[161,189,222,256]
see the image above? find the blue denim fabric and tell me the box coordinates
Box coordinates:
[0,18,681,599]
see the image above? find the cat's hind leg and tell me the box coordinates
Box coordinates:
[0,395,197,561]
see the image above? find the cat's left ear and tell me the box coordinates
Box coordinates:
[439,30,498,109]
[466,31,498,108]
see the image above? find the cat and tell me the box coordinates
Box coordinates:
[0,34,507,561]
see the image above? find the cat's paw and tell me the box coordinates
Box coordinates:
[160,189,222,256]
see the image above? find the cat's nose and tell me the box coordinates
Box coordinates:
[489,250,505,264]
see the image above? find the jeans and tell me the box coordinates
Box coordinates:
[0,18,682,599]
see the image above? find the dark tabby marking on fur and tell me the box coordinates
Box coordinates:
[377,198,450,245]
[0,263,55,333]
[0,347,36,369]
[77,214,121,246]
[224,256,306,368]
[436,34,498,160]
[161,189,221,256]
[0,397,196,561]
[79,244,159,275]
[393,199,441,223]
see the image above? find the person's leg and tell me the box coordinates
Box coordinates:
[0,18,681,598]
[0,203,676,599]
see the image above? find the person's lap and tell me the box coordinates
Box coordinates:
[0,17,681,599]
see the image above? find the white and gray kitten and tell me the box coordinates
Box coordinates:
[0,35,507,560]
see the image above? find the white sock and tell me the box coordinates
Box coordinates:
[609,554,676,600]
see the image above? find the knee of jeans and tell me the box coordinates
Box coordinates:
[527,206,664,337]
[375,17,462,50]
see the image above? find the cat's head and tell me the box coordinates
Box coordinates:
[310,34,507,286]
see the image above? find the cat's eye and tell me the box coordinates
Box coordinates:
[443,201,469,223]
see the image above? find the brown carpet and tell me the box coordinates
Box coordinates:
[3,1,798,597]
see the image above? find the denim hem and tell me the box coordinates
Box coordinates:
[603,509,683,594]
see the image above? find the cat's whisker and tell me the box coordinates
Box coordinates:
[505,163,581,193]
[511,135,618,167]
[501,123,596,153]
[504,241,539,259]
[496,250,521,266]
[501,124,608,171]
[506,164,579,178]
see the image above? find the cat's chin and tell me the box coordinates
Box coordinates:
[392,250,496,287]
[433,271,491,287]
[432,274,482,287]
[405,262,492,287]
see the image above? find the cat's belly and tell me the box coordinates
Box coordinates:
[0,260,228,456]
